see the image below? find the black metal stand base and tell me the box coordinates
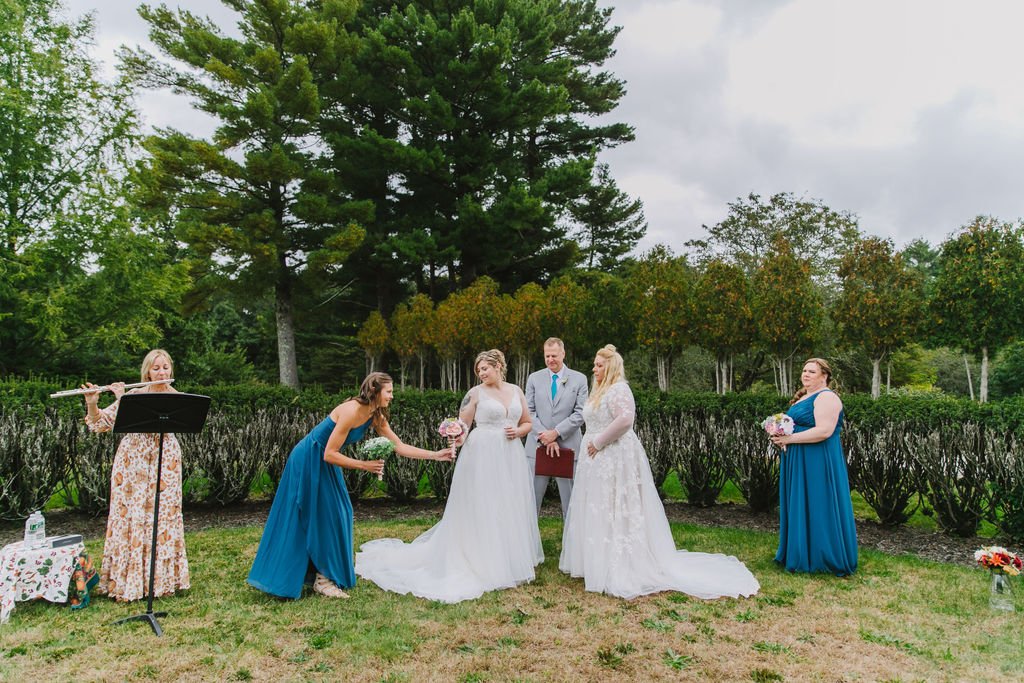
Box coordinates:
[114,609,168,637]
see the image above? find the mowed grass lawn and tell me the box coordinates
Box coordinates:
[1,517,1022,682]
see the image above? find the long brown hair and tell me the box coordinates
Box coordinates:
[790,357,836,404]
[347,372,393,426]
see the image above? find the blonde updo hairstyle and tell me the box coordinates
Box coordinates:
[588,344,625,407]
[790,357,837,405]
[140,349,174,383]
[474,349,507,381]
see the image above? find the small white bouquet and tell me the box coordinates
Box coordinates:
[359,436,394,480]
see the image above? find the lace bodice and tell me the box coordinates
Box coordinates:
[465,386,524,428]
[583,381,636,450]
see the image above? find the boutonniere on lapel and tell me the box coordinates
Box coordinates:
[559,376,568,388]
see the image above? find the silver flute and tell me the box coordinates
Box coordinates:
[49,378,174,399]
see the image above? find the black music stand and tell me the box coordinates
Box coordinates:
[111,392,210,636]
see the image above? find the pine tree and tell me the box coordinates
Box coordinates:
[572,164,646,271]
[125,0,367,388]
[335,0,636,305]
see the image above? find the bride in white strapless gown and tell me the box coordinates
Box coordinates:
[561,345,760,600]
[355,350,543,603]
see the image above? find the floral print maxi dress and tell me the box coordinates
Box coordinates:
[86,390,190,601]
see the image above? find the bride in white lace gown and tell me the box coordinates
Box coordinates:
[355,350,543,603]
[560,345,760,600]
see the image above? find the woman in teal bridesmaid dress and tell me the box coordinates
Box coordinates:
[770,358,858,576]
[247,372,452,599]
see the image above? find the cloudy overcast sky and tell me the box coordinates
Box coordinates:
[66,0,1024,253]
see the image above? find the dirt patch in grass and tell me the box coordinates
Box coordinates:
[0,497,999,567]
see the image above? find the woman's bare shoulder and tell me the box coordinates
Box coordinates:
[331,399,362,422]
[817,390,843,408]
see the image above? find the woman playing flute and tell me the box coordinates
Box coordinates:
[82,349,190,602]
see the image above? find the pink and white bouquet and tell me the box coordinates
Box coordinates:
[762,413,794,453]
[438,417,469,458]
[761,413,795,437]
[975,546,1023,576]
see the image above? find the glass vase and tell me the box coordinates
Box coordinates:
[989,571,1014,612]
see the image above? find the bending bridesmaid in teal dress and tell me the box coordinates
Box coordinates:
[247,372,453,599]
[770,358,858,576]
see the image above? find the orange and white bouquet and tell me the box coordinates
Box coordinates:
[974,546,1022,575]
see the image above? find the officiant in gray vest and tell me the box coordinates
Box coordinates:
[524,338,588,517]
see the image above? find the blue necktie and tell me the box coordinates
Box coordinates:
[551,374,558,400]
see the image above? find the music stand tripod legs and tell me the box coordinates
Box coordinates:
[113,431,169,636]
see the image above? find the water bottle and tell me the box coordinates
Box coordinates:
[24,510,45,547]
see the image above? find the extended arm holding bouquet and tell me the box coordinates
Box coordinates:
[324,407,452,478]
[377,419,453,461]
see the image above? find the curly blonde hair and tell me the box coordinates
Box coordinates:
[474,349,507,381]
[588,344,625,407]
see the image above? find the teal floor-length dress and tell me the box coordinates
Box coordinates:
[775,390,858,575]
[247,416,371,598]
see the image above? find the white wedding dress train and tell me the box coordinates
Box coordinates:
[355,386,543,603]
[560,381,760,600]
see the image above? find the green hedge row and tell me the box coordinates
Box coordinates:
[8,377,1024,431]
[2,380,1024,540]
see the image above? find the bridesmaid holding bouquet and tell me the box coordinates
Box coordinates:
[247,372,452,599]
[769,358,858,575]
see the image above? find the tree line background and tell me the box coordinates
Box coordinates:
[3,0,1024,402]
[356,207,1024,402]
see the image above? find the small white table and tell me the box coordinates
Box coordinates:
[0,539,87,624]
